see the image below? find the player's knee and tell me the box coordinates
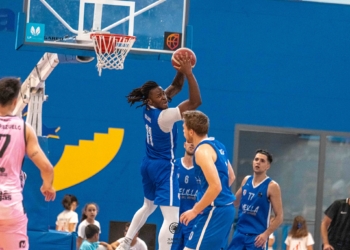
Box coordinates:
[160,206,179,222]
[142,198,157,214]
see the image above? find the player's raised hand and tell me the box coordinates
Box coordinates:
[174,53,193,76]
[40,185,56,201]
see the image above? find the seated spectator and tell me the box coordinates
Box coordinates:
[80,224,112,250]
[111,223,147,250]
[80,224,100,250]
[56,194,79,232]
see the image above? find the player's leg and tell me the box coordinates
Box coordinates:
[159,205,180,249]
[117,158,158,250]
[227,230,248,250]
[182,223,194,248]
[220,206,235,250]
[171,223,185,250]
[117,198,157,250]
[0,213,29,250]
[155,160,180,250]
[242,235,267,250]
[186,205,235,250]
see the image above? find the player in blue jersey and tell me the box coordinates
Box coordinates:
[117,54,201,250]
[227,149,283,250]
[180,110,236,250]
[172,141,198,250]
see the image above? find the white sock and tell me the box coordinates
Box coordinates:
[124,198,157,244]
[158,206,180,250]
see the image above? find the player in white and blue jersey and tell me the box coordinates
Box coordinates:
[181,110,236,250]
[117,54,201,250]
[227,149,283,250]
[171,142,198,250]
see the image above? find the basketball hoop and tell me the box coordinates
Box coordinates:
[90,33,136,76]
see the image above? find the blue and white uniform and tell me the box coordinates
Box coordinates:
[141,106,181,206]
[186,137,235,250]
[228,175,272,250]
[172,157,198,250]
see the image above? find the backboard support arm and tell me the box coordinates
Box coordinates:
[13,53,59,136]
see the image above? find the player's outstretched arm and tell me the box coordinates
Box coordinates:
[180,144,221,226]
[164,71,185,99]
[25,123,56,201]
[175,54,201,115]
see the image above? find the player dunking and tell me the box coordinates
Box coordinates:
[117,54,201,250]
[227,149,283,250]
[0,77,56,250]
[180,110,236,250]
[171,142,198,250]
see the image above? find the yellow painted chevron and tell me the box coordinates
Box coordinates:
[53,128,124,191]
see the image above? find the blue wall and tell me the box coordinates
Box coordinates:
[2,0,350,246]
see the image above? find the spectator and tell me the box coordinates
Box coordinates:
[285,215,314,250]
[77,203,110,249]
[111,223,147,250]
[56,194,79,232]
[321,198,350,250]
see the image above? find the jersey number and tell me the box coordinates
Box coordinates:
[145,124,154,146]
[0,134,11,158]
[248,192,255,200]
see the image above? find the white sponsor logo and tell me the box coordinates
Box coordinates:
[242,204,260,215]
[30,26,41,36]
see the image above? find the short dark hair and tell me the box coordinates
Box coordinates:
[61,194,78,210]
[255,149,273,163]
[0,77,21,106]
[85,224,99,239]
[182,110,209,136]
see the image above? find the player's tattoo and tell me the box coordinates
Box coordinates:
[30,151,38,158]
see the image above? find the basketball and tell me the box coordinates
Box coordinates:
[171,48,196,68]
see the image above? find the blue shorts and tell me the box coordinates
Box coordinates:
[171,221,195,250]
[186,205,235,250]
[227,231,266,250]
[141,156,180,206]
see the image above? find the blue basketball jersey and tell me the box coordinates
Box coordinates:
[175,157,198,214]
[193,137,235,206]
[143,106,178,160]
[236,175,272,235]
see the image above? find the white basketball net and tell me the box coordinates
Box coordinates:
[91,34,136,76]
